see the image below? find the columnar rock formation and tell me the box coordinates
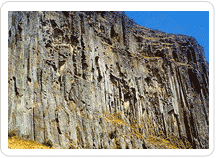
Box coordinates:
[8,11,209,149]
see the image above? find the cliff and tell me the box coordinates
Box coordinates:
[8,11,209,149]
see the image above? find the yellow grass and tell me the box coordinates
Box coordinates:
[103,112,126,125]
[142,56,161,60]
[8,136,53,149]
[103,112,183,149]
[146,136,178,149]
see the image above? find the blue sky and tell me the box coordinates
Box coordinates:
[125,11,209,62]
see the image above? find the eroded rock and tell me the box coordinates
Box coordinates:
[8,11,209,149]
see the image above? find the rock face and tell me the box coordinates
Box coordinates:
[8,11,209,149]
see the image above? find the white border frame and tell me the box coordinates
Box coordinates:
[1,1,214,157]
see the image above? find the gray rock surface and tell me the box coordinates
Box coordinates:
[8,11,209,149]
